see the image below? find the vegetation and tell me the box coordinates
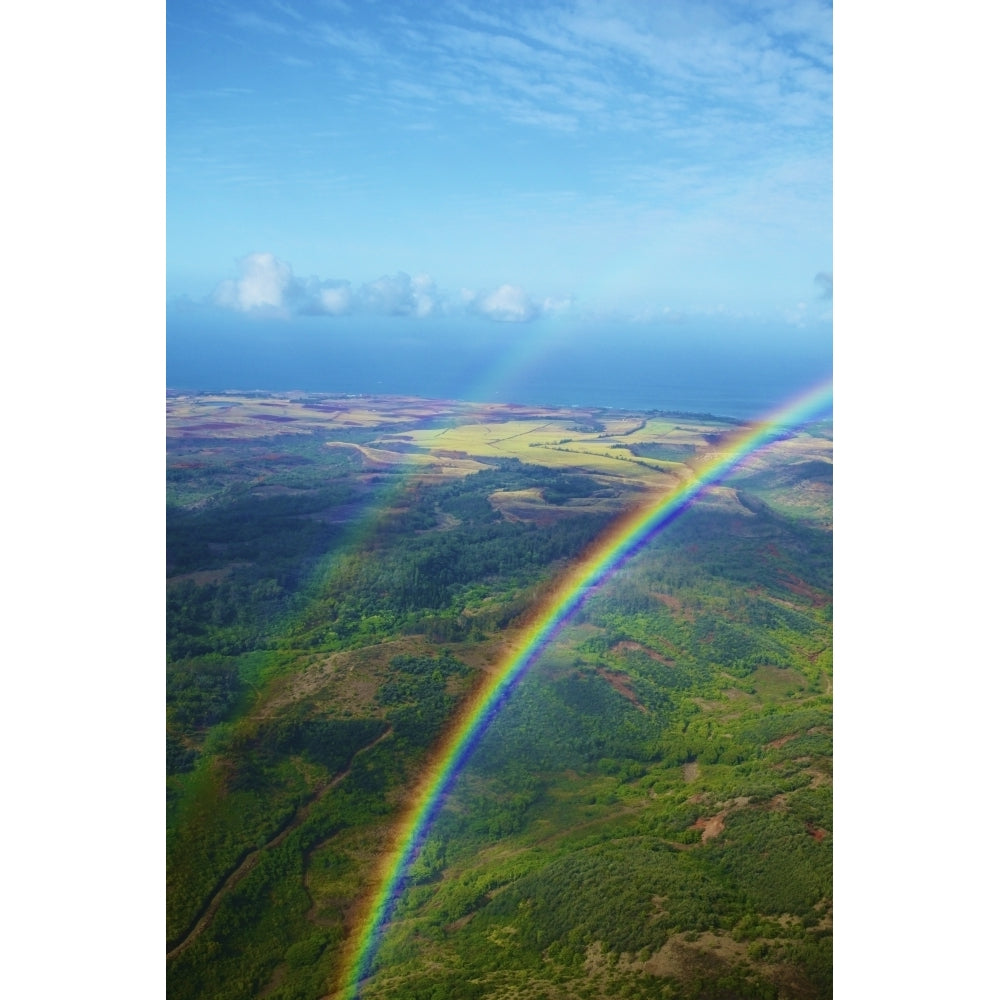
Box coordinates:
[166,392,832,1000]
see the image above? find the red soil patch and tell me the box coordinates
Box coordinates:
[651,591,694,621]
[596,668,648,713]
[778,572,829,607]
[652,591,683,611]
[692,811,726,841]
[613,640,676,665]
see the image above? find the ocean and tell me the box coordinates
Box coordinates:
[166,311,831,421]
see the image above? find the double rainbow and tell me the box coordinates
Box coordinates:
[335,378,832,998]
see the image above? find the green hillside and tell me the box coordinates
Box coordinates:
[166,392,832,1000]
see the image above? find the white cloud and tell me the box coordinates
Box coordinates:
[360,271,430,316]
[468,283,540,322]
[210,257,583,325]
[318,285,351,313]
[541,295,573,315]
[212,257,448,319]
[210,1,824,153]
[213,252,292,315]
[205,252,817,328]
[411,273,439,318]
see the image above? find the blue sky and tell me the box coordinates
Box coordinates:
[167,0,831,337]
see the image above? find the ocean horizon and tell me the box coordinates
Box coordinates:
[167,312,831,422]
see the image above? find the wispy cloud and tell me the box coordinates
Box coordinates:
[173,2,830,214]
[228,10,292,36]
[270,1,305,22]
[209,1,829,147]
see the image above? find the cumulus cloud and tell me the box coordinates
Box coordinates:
[410,273,439,318]
[294,277,354,316]
[467,283,540,322]
[360,271,441,316]
[316,282,353,315]
[213,255,446,318]
[213,252,293,315]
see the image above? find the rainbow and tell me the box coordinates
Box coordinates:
[334,377,832,998]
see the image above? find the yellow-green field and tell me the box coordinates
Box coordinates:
[166,391,831,517]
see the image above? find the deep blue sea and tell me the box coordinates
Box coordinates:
[167,311,831,422]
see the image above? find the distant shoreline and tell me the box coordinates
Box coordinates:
[165,386,752,426]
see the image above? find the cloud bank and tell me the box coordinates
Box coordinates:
[207,253,828,330]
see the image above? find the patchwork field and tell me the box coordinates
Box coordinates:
[168,390,831,509]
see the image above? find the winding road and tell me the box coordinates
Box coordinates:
[167,726,393,961]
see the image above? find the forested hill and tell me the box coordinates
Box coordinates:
[166,393,832,1000]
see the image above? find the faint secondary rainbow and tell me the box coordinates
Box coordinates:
[334,377,832,999]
